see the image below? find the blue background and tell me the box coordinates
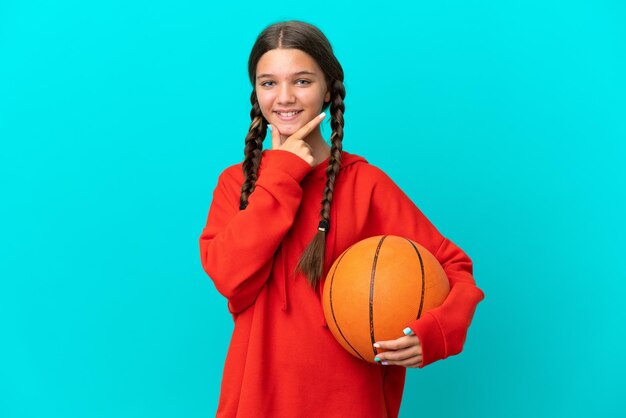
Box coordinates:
[1,1,624,417]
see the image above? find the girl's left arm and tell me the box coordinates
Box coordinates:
[364,166,485,368]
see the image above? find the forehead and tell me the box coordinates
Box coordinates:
[256,48,322,78]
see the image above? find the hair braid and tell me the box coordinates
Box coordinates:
[295,79,346,290]
[239,90,267,210]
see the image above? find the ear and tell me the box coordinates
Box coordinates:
[324,89,331,103]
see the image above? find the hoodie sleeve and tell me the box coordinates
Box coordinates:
[198,150,313,315]
[364,166,485,368]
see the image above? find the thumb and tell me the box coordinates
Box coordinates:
[269,124,282,150]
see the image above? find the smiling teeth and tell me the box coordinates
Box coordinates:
[277,111,301,116]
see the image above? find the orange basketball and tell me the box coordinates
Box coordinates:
[322,235,450,363]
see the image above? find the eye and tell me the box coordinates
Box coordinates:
[260,81,275,87]
[296,79,311,86]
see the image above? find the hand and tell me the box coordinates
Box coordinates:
[373,328,423,368]
[269,112,326,167]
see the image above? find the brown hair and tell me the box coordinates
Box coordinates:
[238,20,345,291]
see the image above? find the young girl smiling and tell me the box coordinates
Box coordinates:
[199,20,485,418]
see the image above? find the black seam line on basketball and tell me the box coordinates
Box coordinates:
[370,235,388,357]
[329,246,367,362]
[405,238,426,320]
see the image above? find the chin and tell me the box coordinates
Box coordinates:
[274,124,301,136]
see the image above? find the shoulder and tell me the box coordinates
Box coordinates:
[340,151,395,184]
[343,154,410,203]
[219,161,244,185]
[210,161,244,201]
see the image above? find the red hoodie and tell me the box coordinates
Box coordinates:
[199,149,485,418]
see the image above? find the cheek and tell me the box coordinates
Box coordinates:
[304,89,327,107]
[255,92,273,117]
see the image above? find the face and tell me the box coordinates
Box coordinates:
[255,48,331,138]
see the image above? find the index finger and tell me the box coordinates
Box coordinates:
[284,112,326,143]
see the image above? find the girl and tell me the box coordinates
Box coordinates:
[199,20,485,418]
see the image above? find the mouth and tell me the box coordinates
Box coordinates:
[274,110,303,121]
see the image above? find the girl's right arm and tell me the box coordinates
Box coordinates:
[198,150,313,315]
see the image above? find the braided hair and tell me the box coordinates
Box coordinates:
[241,20,345,291]
[239,90,267,211]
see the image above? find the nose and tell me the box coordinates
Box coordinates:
[277,83,296,104]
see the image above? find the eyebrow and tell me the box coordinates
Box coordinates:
[256,70,317,80]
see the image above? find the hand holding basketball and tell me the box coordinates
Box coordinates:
[373,328,423,368]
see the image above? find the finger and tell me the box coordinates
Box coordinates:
[378,347,422,362]
[377,353,422,365]
[285,112,326,143]
[269,124,281,150]
[383,357,423,368]
[374,335,420,350]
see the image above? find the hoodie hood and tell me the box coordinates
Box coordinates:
[276,150,369,327]
[301,149,368,182]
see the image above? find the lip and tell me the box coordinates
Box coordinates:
[274,109,303,121]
